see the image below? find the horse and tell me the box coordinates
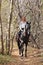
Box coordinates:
[16,22,31,57]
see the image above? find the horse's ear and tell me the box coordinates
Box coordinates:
[26,21,31,24]
[26,21,28,24]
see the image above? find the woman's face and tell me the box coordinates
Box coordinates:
[21,17,26,22]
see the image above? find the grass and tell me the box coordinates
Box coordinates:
[0,54,16,64]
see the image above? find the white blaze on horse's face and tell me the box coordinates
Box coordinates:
[27,29,29,34]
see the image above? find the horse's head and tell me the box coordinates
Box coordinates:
[26,22,31,30]
[25,22,31,36]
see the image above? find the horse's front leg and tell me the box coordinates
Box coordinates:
[19,41,24,57]
[21,45,24,57]
[25,44,27,57]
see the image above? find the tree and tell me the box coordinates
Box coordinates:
[7,0,14,55]
[0,0,4,54]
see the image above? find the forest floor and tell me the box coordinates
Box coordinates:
[0,43,43,65]
[11,45,43,65]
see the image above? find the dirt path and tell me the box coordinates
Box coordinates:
[11,45,43,65]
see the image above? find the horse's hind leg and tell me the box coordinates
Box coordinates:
[25,44,27,57]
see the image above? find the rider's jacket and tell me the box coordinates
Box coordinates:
[19,21,26,32]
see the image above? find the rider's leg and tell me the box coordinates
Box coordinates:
[18,30,21,37]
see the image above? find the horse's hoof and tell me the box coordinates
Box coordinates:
[22,54,23,57]
[20,55,24,59]
[19,54,21,57]
[25,55,27,57]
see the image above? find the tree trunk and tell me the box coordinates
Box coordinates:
[0,0,4,54]
[6,36,8,54]
[7,0,14,55]
[10,35,14,54]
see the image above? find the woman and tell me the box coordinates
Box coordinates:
[18,16,26,37]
